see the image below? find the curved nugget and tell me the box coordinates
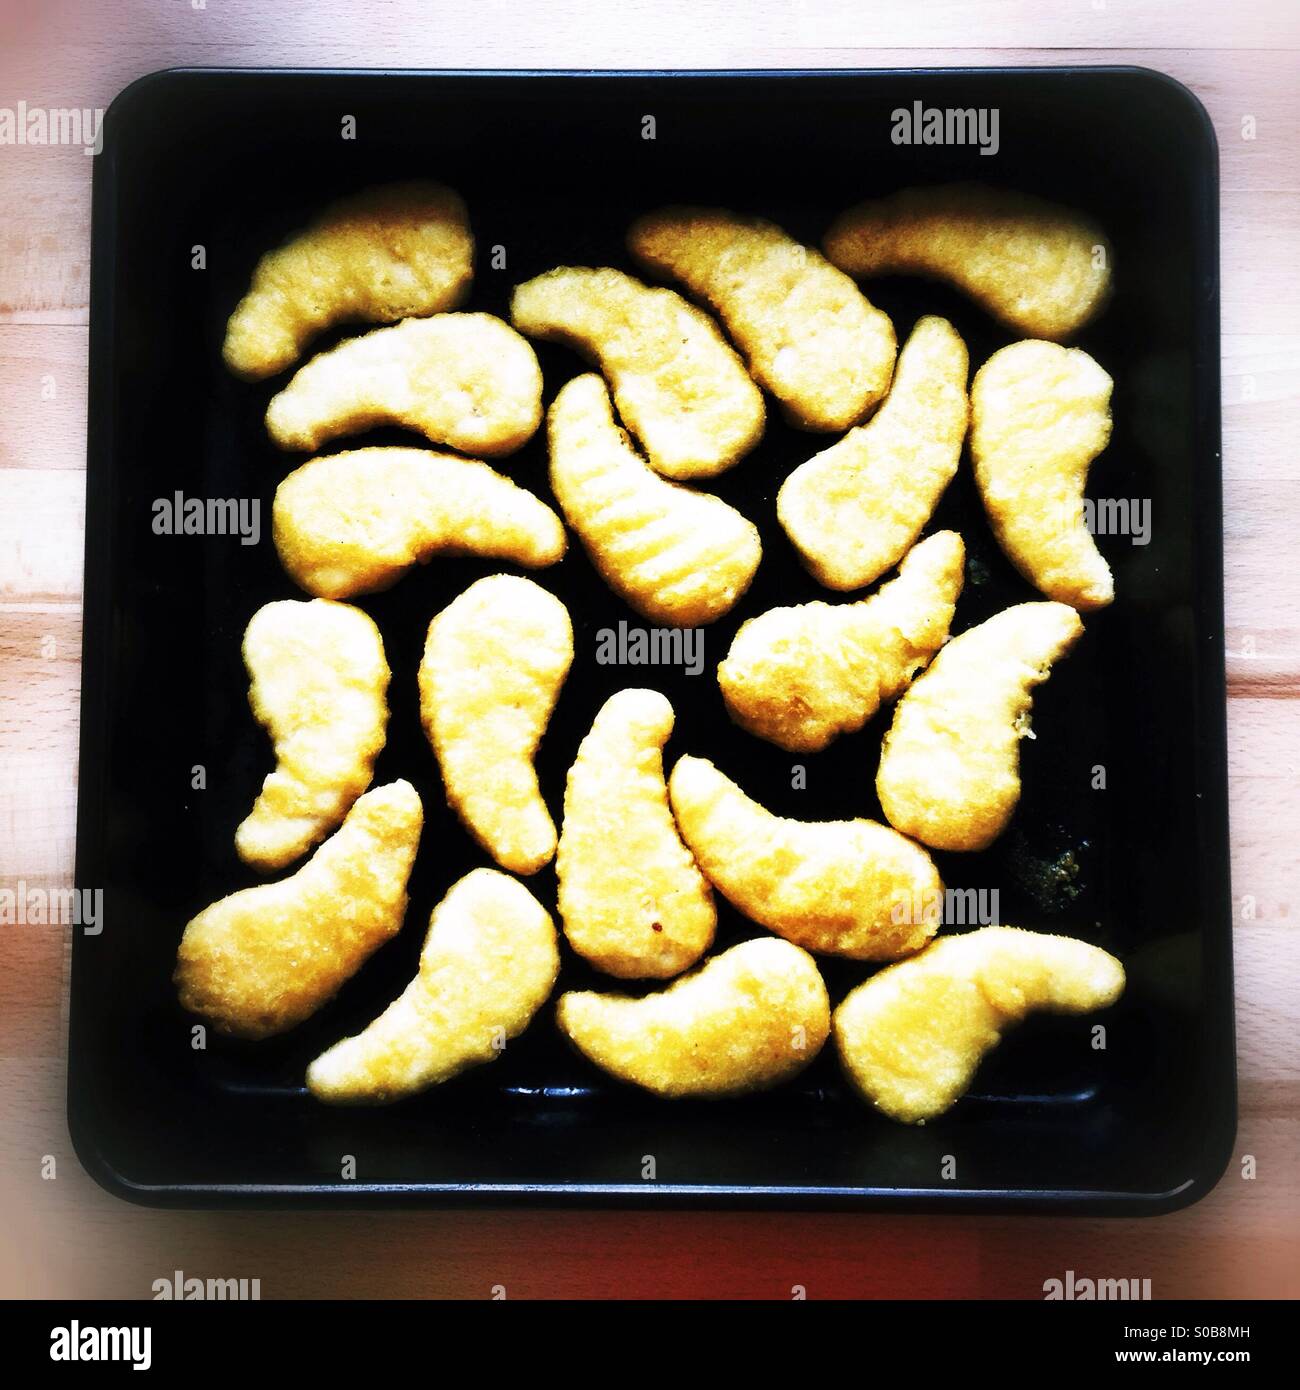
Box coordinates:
[419,576,573,875]
[265,313,542,455]
[272,447,566,599]
[876,603,1084,851]
[174,781,423,1039]
[556,938,830,1098]
[719,530,965,753]
[628,206,896,431]
[223,180,473,380]
[510,266,764,479]
[777,316,969,591]
[971,340,1115,610]
[307,869,560,1104]
[825,184,1112,341]
[557,689,715,979]
[834,927,1125,1122]
[548,374,761,626]
[669,755,940,961]
[236,599,390,871]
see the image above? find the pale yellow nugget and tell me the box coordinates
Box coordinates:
[272,447,566,599]
[558,690,715,979]
[420,576,573,875]
[556,938,830,1098]
[510,266,764,479]
[719,530,965,753]
[174,781,422,1039]
[307,869,559,1104]
[777,316,969,591]
[834,927,1125,1123]
[669,755,939,962]
[825,183,1112,341]
[628,206,896,431]
[223,180,473,380]
[235,599,390,871]
[877,603,1084,852]
[971,340,1115,610]
[548,374,761,626]
[265,313,542,455]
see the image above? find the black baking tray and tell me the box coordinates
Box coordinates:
[70,67,1233,1211]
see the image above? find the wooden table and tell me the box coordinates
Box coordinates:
[1,0,1297,1299]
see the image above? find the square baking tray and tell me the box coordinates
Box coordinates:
[70,67,1233,1211]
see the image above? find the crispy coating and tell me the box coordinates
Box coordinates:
[510,266,764,479]
[223,181,473,380]
[628,206,896,431]
[557,690,715,979]
[876,603,1084,851]
[556,938,830,1098]
[419,576,573,875]
[235,600,390,871]
[777,316,969,591]
[174,781,423,1039]
[307,869,560,1104]
[264,313,542,455]
[669,756,940,961]
[272,447,566,599]
[834,927,1125,1122]
[718,530,965,753]
[547,374,761,626]
[971,340,1115,610]
[825,183,1112,341]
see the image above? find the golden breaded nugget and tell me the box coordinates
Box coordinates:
[307,869,559,1104]
[834,927,1125,1122]
[556,938,830,1098]
[877,603,1084,851]
[510,266,764,479]
[419,576,573,875]
[718,530,964,753]
[272,447,565,599]
[628,206,896,431]
[264,313,542,455]
[223,181,473,380]
[235,599,389,871]
[777,316,968,591]
[971,340,1115,610]
[825,183,1112,341]
[557,690,715,979]
[174,781,422,1039]
[548,374,761,626]
[669,755,940,961]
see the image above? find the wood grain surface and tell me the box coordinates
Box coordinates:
[1,0,1297,1300]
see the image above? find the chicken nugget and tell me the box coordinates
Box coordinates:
[628,206,896,431]
[547,374,761,626]
[876,603,1084,851]
[971,340,1115,610]
[825,183,1112,341]
[556,938,830,1098]
[777,316,969,591]
[174,781,422,1039]
[510,266,764,479]
[834,926,1125,1122]
[264,313,542,455]
[223,180,473,380]
[557,689,715,979]
[235,599,389,871]
[419,575,573,875]
[718,530,964,753]
[272,447,566,599]
[307,869,559,1104]
[669,755,939,961]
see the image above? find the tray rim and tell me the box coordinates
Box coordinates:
[70,62,1235,1215]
